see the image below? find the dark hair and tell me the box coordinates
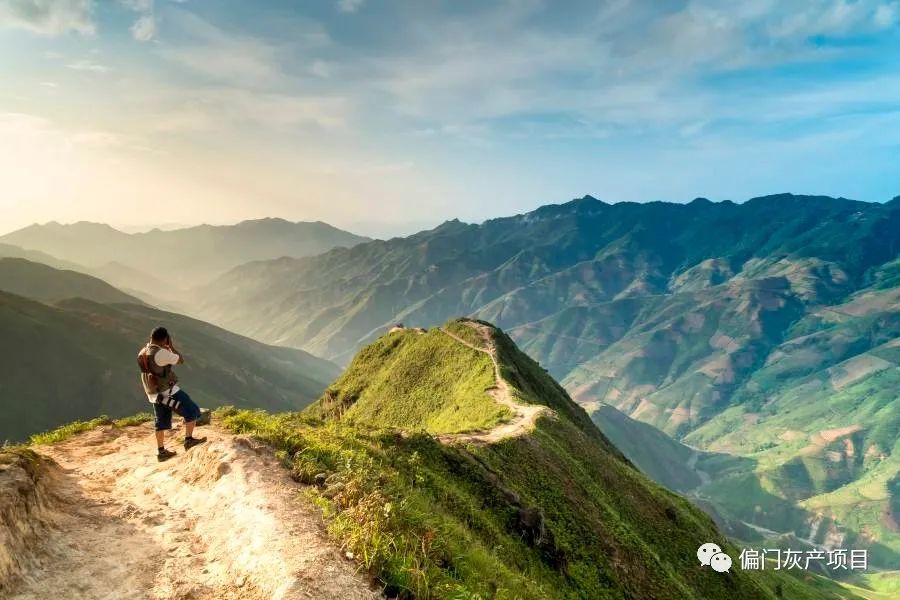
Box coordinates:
[151,326,169,343]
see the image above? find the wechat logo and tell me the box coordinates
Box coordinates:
[697,543,733,573]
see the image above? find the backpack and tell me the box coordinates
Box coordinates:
[137,344,176,398]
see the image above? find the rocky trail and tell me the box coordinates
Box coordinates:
[2,424,380,600]
[437,322,551,444]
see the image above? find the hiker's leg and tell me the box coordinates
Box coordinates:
[153,402,173,454]
[171,390,202,439]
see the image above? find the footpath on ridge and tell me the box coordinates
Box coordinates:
[436,321,551,445]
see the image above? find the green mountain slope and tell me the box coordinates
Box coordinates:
[0,218,370,292]
[0,261,340,441]
[677,287,900,568]
[0,257,144,305]
[223,319,851,599]
[193,193,899,578]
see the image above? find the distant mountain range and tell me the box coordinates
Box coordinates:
[191,193,900,570]
[0,259,340,442]
[0,218,370,295]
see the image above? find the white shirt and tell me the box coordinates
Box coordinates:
[146,347,181,403]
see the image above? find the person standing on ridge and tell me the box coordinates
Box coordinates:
[138,326,206,462]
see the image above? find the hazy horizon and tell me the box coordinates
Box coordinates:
[2,190,896,239]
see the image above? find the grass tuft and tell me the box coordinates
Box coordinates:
[28,412,154,446]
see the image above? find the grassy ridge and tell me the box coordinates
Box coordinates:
[218,320,859,598]
[221,408,852,599]
[308,328,510,434]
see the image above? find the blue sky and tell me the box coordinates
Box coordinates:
[1,0,899,236]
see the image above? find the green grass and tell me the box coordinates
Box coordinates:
[28,412,153,445]
[219,406,851,600]
[308,328,510,435]
[839,572,900,599]
[220,408,544,599]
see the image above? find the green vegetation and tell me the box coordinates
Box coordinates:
[28,413,153,445]
[309,328,510,434]
[219,321,856,599]
[591,403,703,492]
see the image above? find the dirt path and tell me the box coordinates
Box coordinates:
[437,322,551,445]
[8,424,380,600]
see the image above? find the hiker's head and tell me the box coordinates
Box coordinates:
[150,326,170,346]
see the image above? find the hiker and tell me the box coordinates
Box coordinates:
[138,326,206,462]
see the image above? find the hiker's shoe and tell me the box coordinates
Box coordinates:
[157,448,177,462]
[184,436,207,451]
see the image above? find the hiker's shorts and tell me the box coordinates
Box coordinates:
[153,390,201,431]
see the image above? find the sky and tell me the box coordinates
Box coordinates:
[1,0,899,237]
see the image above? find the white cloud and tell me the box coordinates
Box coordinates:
[66,59,109,72]
[0,0,94,35]
[120,0,158,41]
[157,11,293,86]
[337,0,365,14]
[874,2,900,26]
[130,13,156,40]
[766,0,900,38]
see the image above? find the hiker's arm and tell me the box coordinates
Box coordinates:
[154,347,183,366]
[169,346,185,365]
[167,337,185,365]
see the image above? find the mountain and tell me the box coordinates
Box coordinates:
[223,319,851,598]
[591,402,707,493]
[0,218,370,293]
[0,260,340,442]
[193,193,900,574]
[196,194,898,365]
[0,243,85,271]
[0,257,144,305]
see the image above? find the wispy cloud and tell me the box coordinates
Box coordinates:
[0,0,94,35]
[331,0,900,143]
[767,0,900,38]
[130,13,156,41]
[121,0,158,41]
[3,0,899,229]
[337,0,365,14]
[66,59,110,72]
[156,11,292,86]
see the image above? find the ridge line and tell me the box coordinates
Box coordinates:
[436,323,552,444]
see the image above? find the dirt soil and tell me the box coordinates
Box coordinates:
[6,424,381,600]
